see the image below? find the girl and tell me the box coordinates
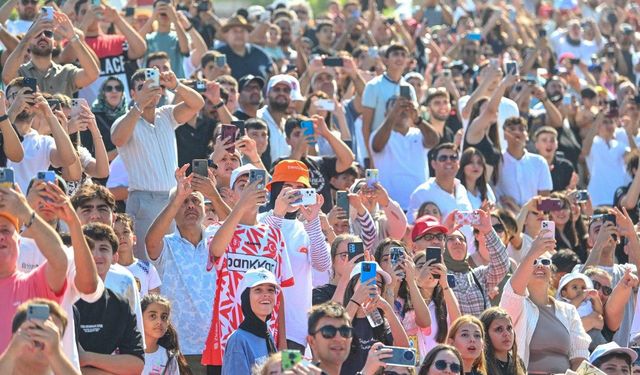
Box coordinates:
[457,148,496,210]
[549,192,588,262]
[418,344,465,375]
[479,307,526,375]
[447,316,488,375]
[141,294,191,375]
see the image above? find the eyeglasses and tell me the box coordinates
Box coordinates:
[21,0,38,4]
[592,280,613,296]
[335,251,349,260]
[492,223,505,233]
[533,258,552,267]
[383,371,411,375]
[434,360,462,373]
[418,233,445,242]
[436,154,458,162]
[313,325,354,339]
[104,85,124,93]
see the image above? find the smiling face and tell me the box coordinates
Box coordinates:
[487,318,514,356]
[143,302,170,341]
[103,79,124,108]
[428,95,452,122]
[450,323,484,362]
[431,148,460,180]
[249,284,277,321]
[308,316,353,366]
[90,239,117,279]
[549,200,571,225]
[463,154,485,183]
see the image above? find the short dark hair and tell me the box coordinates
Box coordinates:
[146,51,170,68]
[425,87,449,106]
[245,118,268,132]
[82,222,119,254]
[503,116,527,129]
[307,302,351,335]
[625,149,640,176]
[430,142,457,161]
[12,298,68,335]
[130,69,148,88]
[315,20,333,32]
[551,249,581,273]
[284,115,308,138]
[114,213,135,232]
[533,126,558,141]
[6,77,29,96]
[385,43,409,58]
[593,352,632,369]
[75,0,88,15]
[216,74,238,90]
[71,184,116,212]
[201,50,223,68]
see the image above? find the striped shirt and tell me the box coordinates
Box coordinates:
[111,105,181,192]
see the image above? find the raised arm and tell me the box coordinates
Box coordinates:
[160,72,204,124]
[0,92,23,162]
[54,13,99,89]
[466,73,517,143]
[509,232,555,295]
[32,96,78,169]
[604,267,637,332]
[164,4,189,55]
[2,17,54,85]
[580,112,603,159]
[105,5,147,60]
[313,114,354,172]
[371,99,403,153]
[111,80,162,147]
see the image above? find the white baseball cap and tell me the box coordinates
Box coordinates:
[229,164,259,189]
[237,268,280,298]
[555,272,594,299]
[589,342,638,364]
[266,74,305,101]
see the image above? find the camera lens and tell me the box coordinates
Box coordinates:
[403,350,415,361]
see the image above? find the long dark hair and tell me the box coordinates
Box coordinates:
[479,307,526,375]
[468,98,501,184]
[141,294,192,375]
[373,239,411,313]
[342,274,393,348]
[457,147,489,202]
[413,251,448,344]
[418,344,464,375]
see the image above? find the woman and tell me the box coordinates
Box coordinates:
[417,201,442,222]
[447,316,487,375]
[457,148,496,210]
[312,233,363,306]
[499,233,590,373]
[549,191,588,262]
[418,344,464,375]
[413,251,461,361]
[87,76,127,161]
[342,262,409,375]
[302,90,351,156]
[479,307,526,375]
[510,196,546,265]
[222,268,280,375]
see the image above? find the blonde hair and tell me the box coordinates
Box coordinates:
[448,315,488,374]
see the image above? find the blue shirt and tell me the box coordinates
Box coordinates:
[215,43,273,81]
[145,31,185,78]
[221,328,271,375]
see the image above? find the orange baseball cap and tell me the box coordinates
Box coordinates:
[267,160,310,191]
[0,212,19,229]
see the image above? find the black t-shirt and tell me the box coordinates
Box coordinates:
[75,288,144,360]
[233,110,252,121]
[82,111,117,156]
[551,155,574,192]
[214,44,273,81]
[312,283,337,306]
[175,117,217,167]
[271,155,338,213]
[340,316,393,375]
[614,182,640,223]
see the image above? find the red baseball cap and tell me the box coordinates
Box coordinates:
[411,215,448,241]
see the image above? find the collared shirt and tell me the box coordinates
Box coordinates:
[111,105,182,192]
[497,150,553,207]
[18,60,80,97]
[150,229,215,355]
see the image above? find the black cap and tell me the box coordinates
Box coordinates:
[238,74,265,92]
[581,87,597,99]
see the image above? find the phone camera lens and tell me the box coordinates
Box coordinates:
[403,350,415,361]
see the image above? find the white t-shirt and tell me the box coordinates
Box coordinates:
[457,96,519,151]
[496,150,553,207]
[587,136,628,207]
[106,154,129,189]
[361,74,417,135]
[406,178,473,224]
[105,263,145,347]
[125,259,162,297]
[17,237,105,370]
[370,127,430,210]
[8,129,58,192]
[466,184,496,210]
[550,34,600,66]
[143,346,179,375]
[508,233,533,266]
[258,106,291,163]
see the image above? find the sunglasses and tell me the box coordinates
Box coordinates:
[419,233,445,242]
[39,30,54,39]
[436,154,459,162]
[21,0,38,4]
[434,360,462,372]
[104,85,124,93]
[533,258,552,266]
[592,280,613,296]
[492,223,505,233]
[313,325,354,339]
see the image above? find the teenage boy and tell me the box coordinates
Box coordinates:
[75,223,144,375]
[307,302,353,375]
[533,126,575,192]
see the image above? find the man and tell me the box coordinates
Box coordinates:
[5,78,78,192]
[407,143,472,223]
[65,0,146,104]
[2,13,99,97]
[371,96,438,211]
[0,185,68,352]
[75,223,144,375]
[234,74,265,120]
[589,342,637,375]
[200,51,231,82]
[497,117,553,208]
[551,19,600,65]
[214,15,274,81]
[0,0,39,36]
[615,151,640,223]
[111,68,204,260]
[533,126,575,192]
[258,74,305,166]
[216,75,239,114]
[312,20,336,56]
[361,44,417,163]
[145,165,226,375]
[243,119,269,167]
[145,51,176,107]
[424,87,456,144]
[307,302,353,375]
[142,0,189,78]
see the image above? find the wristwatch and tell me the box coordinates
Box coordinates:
[212,101,225,109]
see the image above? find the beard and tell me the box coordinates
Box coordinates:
[269,97,290,112]
[431,112,449,122]
[31,44,52,57]
[16,109,34,122]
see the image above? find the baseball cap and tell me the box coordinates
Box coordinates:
[266,74,304,101]
[404,71,424,82]
[238,74,265,92]
[230,164,259,189]
[411,215,448,241]
[236,268,280,302]
[558,52,577,63]
[349,262,392,285]
[555,272,594,299]
[589,342,637,364]
[0,212,19,230]
[267,160,310,191]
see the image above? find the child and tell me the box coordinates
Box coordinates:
[114,213,161,296]
[556,272,606,350]
[141,294,191,375]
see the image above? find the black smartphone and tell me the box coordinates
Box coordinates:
[47,99,61,111]
[607,100,619,118]
[347,242,364,261]
[447,274,456,288]
[192,80,207,93]
[336,190,350,219]
[220,124,237,153]
[505,61,518,75]
[538,27,547,38]
[231,120,246,137]
[197,1,209,11]
[426,247,442,279]
[399,85,411,99]
[569,58,581,65]
[124,7,134,16]
[322,57,344,67]
[23,77,37,93]
[192,159,209,177]
[385,17,395,25]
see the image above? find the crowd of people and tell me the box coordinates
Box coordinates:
[2,0,640,373]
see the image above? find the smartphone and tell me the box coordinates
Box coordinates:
[37,171,56,183]
[365,169,379,188]
[447,274,456,288]
[41,6,54,20]
[360,261,377,287]
[220,124,237,153]
[607,100,619,118]
[322,57,344,67]
[336,190,350,218]
[215,54,226,68]
[301,120,316,146]
[291,188,317,207]
[466,33,482,41]
[281,349,302,370]
[538,27,547,38]
[442,69,452,78]
[504,61,518,75]
[597,213,617,226]
[231,120,245,137]
[541,220,555,238]
[569,58,581,65]
[380,346,417,367]
[192,159,209,177]
[574,190,589,203]
[27,303,50,321]
[455,211,480,226]
[192,80,207,93]
[426,247,442,265]
[384,17,395,25]
[124,7,135,16]
[145,68,160,88]
[315,99,335,111]
[538,198,563,212]
[390,246,405,268]
[347,242,364,261]
[368,46,379,58]
[23,77,37,94]
[47,99,61,111]
[399,85,411,99]
[70,98,88,117]
[0,168,14,188]
[249,169,266,190]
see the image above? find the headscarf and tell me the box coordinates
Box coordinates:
[238,288,277,355]
[444,244,472,273]
[91,76,127,121]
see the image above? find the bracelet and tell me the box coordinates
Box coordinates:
[350,299,361,307]
[23,211,36,230]
[212,101,225,109]
[132,101,142,113]
[0,114,8,123]
[70,34,80,43]
[185,25,193,32]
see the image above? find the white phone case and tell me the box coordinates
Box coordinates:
[292,188,317,207]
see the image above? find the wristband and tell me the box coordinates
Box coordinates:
[185,25,193,32]
[22,211,36,230]
[70,34,80,43]
[350,299,361,307]
[0,114,8,123]
[212,101,225,109]
[132,101,142,113]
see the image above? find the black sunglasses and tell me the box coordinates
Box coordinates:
[592,280,613,296]
[492,223,505,233]
[313,325,354,339]
[434,360,462,372]
[21,0,38,4]
[104,85,124,93]
[436,154,458,162]
[39,30,53,38]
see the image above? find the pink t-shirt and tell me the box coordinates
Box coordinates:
[0,263,67,351]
